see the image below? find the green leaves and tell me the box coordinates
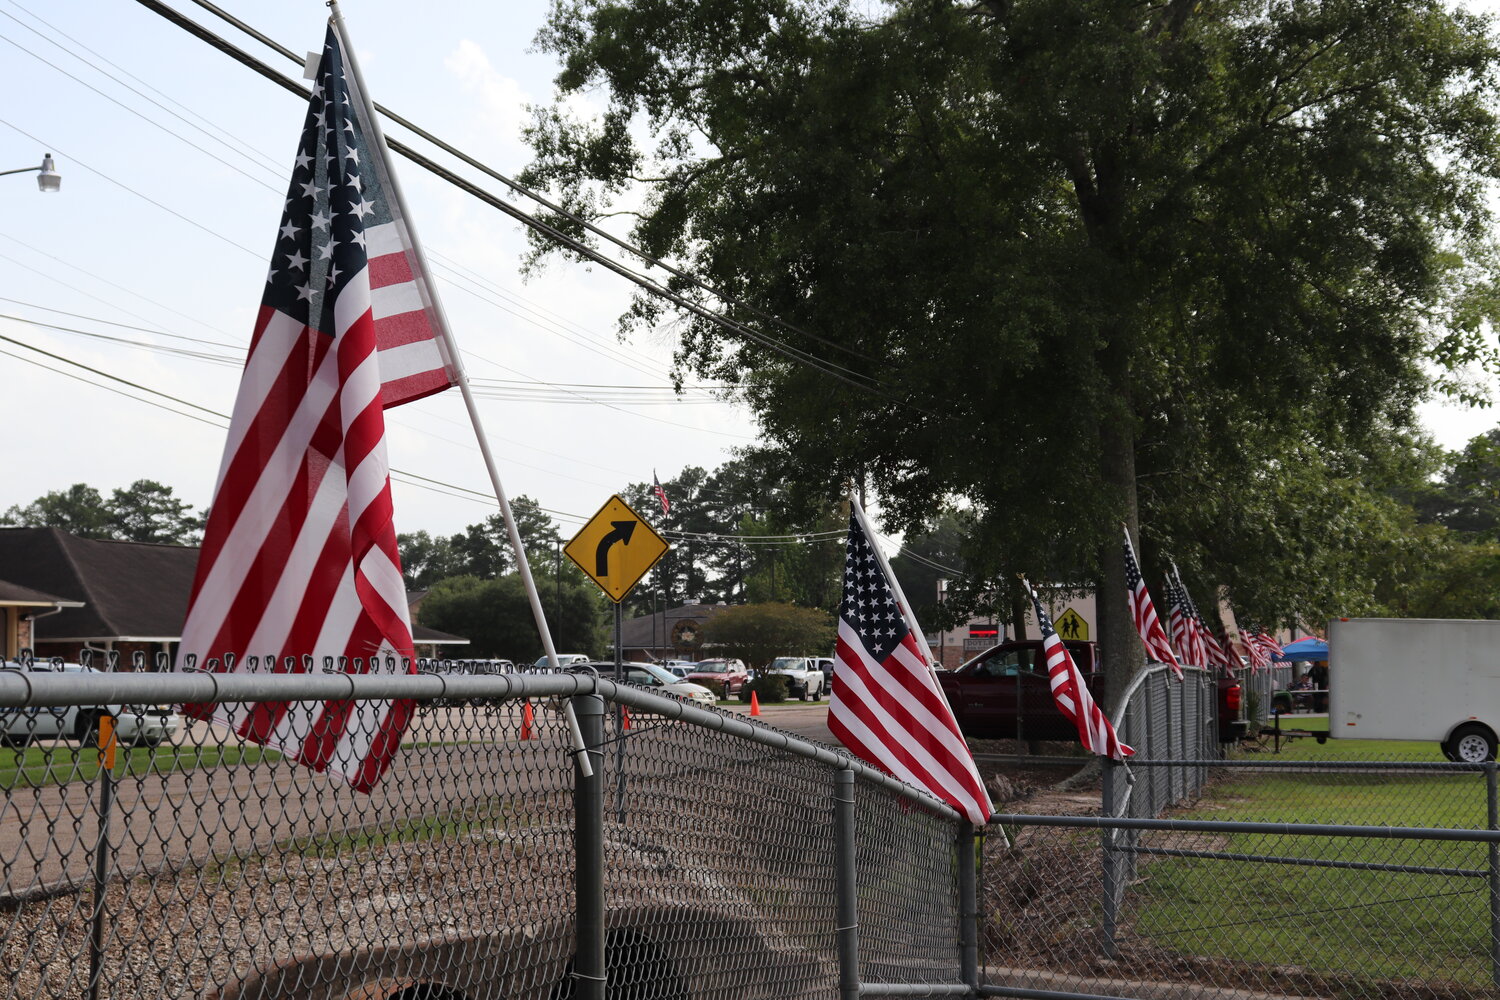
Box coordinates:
[524,0,1500,634]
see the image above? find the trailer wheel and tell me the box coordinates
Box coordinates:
[1449,724,1497,763]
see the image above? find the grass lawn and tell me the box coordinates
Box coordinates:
[0,743,279,789]
[1128,761,1493,986]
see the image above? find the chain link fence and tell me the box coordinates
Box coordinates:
[980,662,1500,1000]
[0,660,971,1000]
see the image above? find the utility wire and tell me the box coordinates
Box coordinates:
[0,331,608,521]
[133,0,931,414]
[0,116,266,259]
[0,296,243,350]
[178,0,887,370]
[0,231,244,341]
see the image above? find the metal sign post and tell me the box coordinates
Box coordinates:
[564,494,672,827]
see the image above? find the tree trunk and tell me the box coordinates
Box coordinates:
[1098,341,1144,719]
[1010,594,1028,643]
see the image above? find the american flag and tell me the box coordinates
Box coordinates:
[1248,630,1282,667]
[175,22,457,791]
[1163,573,1195,665]
[652,470,670,516]
[1123,527,1181,678]
[829,506,992,826]
[1026,580,1132,760]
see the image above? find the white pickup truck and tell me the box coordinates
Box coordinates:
[0,660,183,748]
[764,657,826,701]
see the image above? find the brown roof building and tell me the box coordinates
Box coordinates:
[0,526,467,664]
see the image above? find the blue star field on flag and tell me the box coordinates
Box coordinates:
[839,512,909,662]
[262,27,388,336]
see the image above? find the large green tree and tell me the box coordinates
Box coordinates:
[417,573,607,660]
[525,0,1500,705]
[700,601,836,669]
[2,480,202,544]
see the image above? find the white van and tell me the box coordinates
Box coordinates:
[0,661,183,749]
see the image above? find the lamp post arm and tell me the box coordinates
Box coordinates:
[0,165,40,178]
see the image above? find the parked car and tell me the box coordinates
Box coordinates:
[532,653,594,670]
[810,656,835,693]
[685,658,750,696]
[594,661,719,707]
[0,660,183,748]
[765,657,826,701]
[659,659,696,679]
[936,641,1245,744]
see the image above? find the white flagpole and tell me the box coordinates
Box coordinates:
[328,7,588,770]
[850,496,939,672]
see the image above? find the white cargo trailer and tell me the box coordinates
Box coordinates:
[1328,617,1500,762]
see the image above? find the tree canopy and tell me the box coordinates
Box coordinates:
[416,573,607,660]
[2,480,203,545]
[525,0,1500,701]
[699,601,836,669]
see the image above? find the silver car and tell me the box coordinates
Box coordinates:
[0,661,183,748]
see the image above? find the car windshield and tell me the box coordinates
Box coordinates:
[769,658,803,671]
[970,648,1042,677]
[634,663,681,685]
[694,662,727,673]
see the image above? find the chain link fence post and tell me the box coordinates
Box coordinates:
[958,821,978,993]
[835,769,860,1000]
[572,693,607,1000]
[87,730,116,1000]
[1100,759,1120,959]
[1488,759,1499,991]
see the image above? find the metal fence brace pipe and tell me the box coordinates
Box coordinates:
[571,693,606,1000]
[836,769,860,1000]
[859,986,974,996]
[988,813,1500,843]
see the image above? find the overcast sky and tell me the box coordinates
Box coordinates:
[0,0,1495,543]
[0,0,757,538]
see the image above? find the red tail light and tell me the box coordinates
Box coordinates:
[1224,683,1242,712]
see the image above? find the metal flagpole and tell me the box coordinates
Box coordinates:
[327,5,588,774]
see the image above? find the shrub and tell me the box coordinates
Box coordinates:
[742,674,789,703]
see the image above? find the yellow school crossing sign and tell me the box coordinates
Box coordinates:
[1054,607,1089,641]
[564,495,669,603]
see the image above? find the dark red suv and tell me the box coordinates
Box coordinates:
[685,658,750,696]
[937,640,1244,743]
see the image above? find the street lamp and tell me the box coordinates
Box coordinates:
[0,153,61,192]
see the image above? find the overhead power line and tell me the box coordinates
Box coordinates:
[131,0,934,416]
[176,0,884,369]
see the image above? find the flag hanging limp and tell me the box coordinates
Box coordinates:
[176,19,457,792]
[1025,579,1134,762]
[828,500,992,826]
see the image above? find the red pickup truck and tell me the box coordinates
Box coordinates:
[936,640,1245,744]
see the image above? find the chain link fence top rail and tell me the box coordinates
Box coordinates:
[0,663,967,1000]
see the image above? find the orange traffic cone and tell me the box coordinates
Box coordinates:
[520,700,534,740]
[622,706,632,730]
[749,691,761,717]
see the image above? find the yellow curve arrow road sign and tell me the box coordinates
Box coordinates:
[564,494,670,603]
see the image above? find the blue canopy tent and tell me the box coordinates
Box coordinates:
[1275,636,1329,662]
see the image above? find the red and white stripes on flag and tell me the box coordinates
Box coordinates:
[1123,527,1182,679]
[652,470,670,516]
[175,21,456,792]
[828,503,992,826]
[1027,580,1133,761]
